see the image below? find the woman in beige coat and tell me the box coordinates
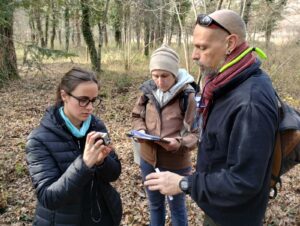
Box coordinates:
[132,44,198,226]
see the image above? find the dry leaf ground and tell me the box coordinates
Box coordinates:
[0,63,299,226]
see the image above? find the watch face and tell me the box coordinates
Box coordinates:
[180,179,189,191]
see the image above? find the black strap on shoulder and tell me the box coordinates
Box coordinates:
[181,91,189,114]
[143,90,190,114]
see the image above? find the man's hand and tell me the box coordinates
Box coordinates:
[144,171,183,196]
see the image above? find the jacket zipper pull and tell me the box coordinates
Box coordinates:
[77,140,81,150]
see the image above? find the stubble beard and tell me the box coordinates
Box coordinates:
[199,59,226,79]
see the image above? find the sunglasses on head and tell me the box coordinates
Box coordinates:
[196,14,231,35]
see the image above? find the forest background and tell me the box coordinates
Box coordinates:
[0,0,299,225]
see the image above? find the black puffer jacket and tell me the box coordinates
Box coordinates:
[26,106,122,226]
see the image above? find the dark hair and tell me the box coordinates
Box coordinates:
[55,67,99,106]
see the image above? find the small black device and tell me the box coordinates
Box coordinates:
[179,176,190,194]
[95,132,111,145]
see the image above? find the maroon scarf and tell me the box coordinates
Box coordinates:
[200,42,256,127]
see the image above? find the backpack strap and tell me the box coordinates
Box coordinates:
[143,81,196,115]
[269,132,283,199]
[181,91,189,114]
[269,92,282,199]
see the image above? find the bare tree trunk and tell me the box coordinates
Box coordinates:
[113,0,122,48]
[144,7,150,56]
[124,3,131,70]
[97,23,102,71]
[71,26,75,45]
[216,0,224,10]
[191,0,198,20]
[64,3,70,52]
[104,26,108,46]
[203,0,207,14]
[44,13,49,47]
[97,0,110,72]
[265,0,288,48]
[115,30,122,48]
[58,29,62,46]
[240,0,252,26]
[177,27,181,47]
[156,0,165,45]
[0,1,19,82]
[226,0,232,9]
[135,20,141,50]
[168,16,175,45]
[150,23,155,48]
[81,0,100,72]
[74,9,81,47]
[29,13,36,43]
[35,9,46,47]
[173,0,189,72]
[50,0,57,49]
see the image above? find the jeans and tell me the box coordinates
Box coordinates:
[140,158,191,226]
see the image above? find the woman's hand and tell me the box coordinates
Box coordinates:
[155,138,180,152]
[95,144,113,165]
[83,131,112,168]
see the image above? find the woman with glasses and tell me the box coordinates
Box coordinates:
[25,67,122,226]
[132,44,198,226]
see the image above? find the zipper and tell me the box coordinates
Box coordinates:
[77,140,81,150]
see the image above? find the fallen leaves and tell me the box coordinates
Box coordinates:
[0,63,299,226]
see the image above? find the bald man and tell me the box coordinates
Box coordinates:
[144,9,278,226]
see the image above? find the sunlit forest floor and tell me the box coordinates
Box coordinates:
[0,56,299,225]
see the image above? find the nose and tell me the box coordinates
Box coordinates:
[157,76,164,85]
[192,47,200,61]
[86,101,94,110]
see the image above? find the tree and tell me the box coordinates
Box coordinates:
[143,0,152,56]
[93,0,110,71]
[0,0,19,84]
[265,0,288,48]
[240,0,253,26]
[109,0,123,47]
[50,0,58,49]
[64,1,71,52]
[81,0,100,71]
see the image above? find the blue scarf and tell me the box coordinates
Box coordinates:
[59,107,91,138]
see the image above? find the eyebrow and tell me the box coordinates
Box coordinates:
[75,95,97,100]
[152,73,170,76]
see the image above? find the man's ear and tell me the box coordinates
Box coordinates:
[226,34,239,55]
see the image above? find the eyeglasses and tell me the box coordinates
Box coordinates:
[196,14,231,35]
[67,92,101,107]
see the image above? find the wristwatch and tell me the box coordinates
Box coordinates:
[179,176,190,194]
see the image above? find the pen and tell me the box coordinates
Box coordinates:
[155,168,173,201]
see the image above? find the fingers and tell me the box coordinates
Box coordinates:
[156,138,179,151]
[87,131,107,147]
[84,131,113,167]
[95,146,112,165]
[147,184,162,192]
[134,138,144,143]
[144,172,165,187]
[145,172,160,181]
[144,173,161,190]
